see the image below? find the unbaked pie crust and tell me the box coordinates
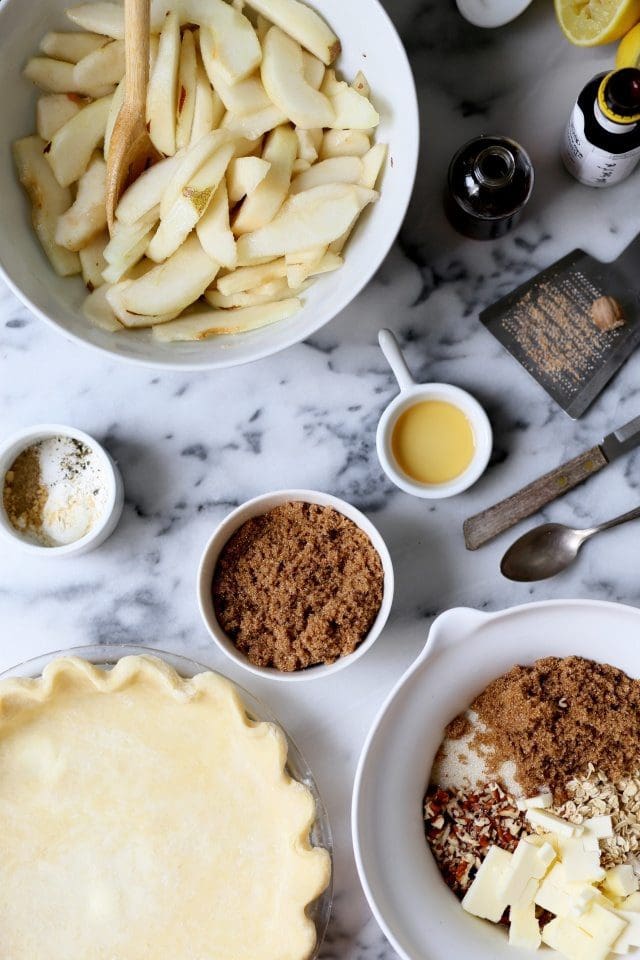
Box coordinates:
[0,655,331,960]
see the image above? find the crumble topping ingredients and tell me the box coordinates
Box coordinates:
[212,501,384,672]
[2,436,107,547]
[450,656,640,802]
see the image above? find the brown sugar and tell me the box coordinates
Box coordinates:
[212,501,384,672]
[3,446,48,539]
[449,656,640,802]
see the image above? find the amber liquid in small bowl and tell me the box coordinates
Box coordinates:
[391,400,475,485]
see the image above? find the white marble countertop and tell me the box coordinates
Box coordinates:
[2,1,640,956]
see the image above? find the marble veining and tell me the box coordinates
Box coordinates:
[2,1,640,957]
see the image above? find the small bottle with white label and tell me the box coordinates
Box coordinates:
[562,68,640,187]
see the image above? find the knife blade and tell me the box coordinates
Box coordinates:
[464,414,640,551]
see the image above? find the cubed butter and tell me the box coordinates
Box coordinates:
[502,838,556,907]
[603,866,638,899]
[612,910,640,953]
[542,916,615,960]
[577,902,627,946]
[536,864,602,919]
[509,902,541,950]
[517,793,553,811]
[527,808,584,838]
[584,816,614,840]
[462,846,512,922]
[559,837,606,884]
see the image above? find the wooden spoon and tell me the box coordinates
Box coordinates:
[105,0,161,232]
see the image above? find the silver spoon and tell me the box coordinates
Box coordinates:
[501,505,640,582]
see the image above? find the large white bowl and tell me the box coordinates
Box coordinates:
[352,599,640,960]
[0,0,419,369]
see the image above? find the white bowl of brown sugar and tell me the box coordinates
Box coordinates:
[197,489,394,682]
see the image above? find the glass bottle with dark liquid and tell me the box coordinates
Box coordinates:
[445,135,534,241]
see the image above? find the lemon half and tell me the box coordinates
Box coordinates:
[555,0,640,46]
[617,21,640,65]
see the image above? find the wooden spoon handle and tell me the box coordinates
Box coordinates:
[463,445,608,551]
[124,0,151,112]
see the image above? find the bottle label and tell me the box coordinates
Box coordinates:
[562,102,640,187]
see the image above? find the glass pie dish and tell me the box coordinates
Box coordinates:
[0,642,333,958]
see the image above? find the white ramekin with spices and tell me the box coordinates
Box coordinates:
[0,423,124,557]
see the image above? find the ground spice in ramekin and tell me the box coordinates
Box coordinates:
[212,501,384,672]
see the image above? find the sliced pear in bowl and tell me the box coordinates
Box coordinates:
[120,233,219,316]
[40,30,108,63]
[152,298,301,341]
[233,125,298,235]
[36,94,84,142]
[13,135,80,276]
[55,152,107,250]
[245,0,340,65]
[115,151,185,225]
[46,94,113,187]
[290,155,363,193]
[261,27,334,130]
[147,11,180,156]
[236,183,377,262]
[196,180,237,269]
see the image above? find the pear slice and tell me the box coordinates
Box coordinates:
[320,129,370,159]
[290,156,363,193]
[152,298,301,341]
[106,280,180,327]
[36,94,83,141]
[66,3,127,39]
[104,79,125,159]
[121,233,219,315]
[147,11,180,156]
[196,180,237,269]
[361,143,388,189]
[138,0,263,84]
[160,129,229,217]
[226,157,271,204]
[302,51,325,90]
[40,31,108,63]
[55,152,107,250]
[175,29,197,151]
[23,57,113,98]
[190,51,224,145]
[105,207,160,264]
[115,151,184,224]
[101,228,155,283]
[322,71,379,129]
[245,0,340,65]
[47,94,113,187]
[217,259,287,296]
[205,277,297,308]
[147,142,234,262]
[236,183,377,262]
[13,135,80,276]
[222,106,287,142]
[286,249,342,287]
[295,127,322,163]
[79,229,109,290]
[73,39,125,90]
[292,158,310,174]
[352,70,370,98]
[233,125,297,235]
[261,27,334,130]
[200,32,271,117]
[83,284,123,331]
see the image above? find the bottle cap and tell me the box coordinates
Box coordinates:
[598,68,640,124]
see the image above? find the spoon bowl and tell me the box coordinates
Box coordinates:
[501,523,586,582]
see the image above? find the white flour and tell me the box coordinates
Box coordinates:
[34,436,107,546]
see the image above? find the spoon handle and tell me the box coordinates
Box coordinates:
[378,329,416,392]
[588,504,640,537]
[125,0,151,113]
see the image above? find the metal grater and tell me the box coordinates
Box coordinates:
[481,235,640,418]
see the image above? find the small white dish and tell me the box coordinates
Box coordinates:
[376,329,492,499]
[455,0,534,28]
[0,423,124,557]
[352,599,640,960]
[197,489,394,683]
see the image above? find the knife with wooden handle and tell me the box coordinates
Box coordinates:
[464,414,640,551]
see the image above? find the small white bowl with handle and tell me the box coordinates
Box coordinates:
[376,329,493,499]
